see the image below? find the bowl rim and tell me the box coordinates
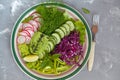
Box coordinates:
[11,2,92,80]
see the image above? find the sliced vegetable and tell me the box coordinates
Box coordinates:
[17,36,26,44]
[52,33,61,44]
[52,31,83,65]
[55,29,64,38]
[33,17,41,22]
[48,41,54,51]
[34,35,49,59]
[56,66,70,72]
[26,30,34,37]
[29,20,38,31]
[66,21,75,31]
[49,37,57,45]
[63,24,70,35]
[38,51,45,59]
[23,55,39,62]
[19,30,31,37]
[22,23,34,31]
[60,27,67,35]
[22,16,33,23]
[25,36,31,44]
[23,27,34,32]
[29,32,43,53]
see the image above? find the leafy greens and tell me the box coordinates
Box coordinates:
[36,6,67,35]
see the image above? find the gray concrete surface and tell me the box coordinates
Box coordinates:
[0,0,120,80]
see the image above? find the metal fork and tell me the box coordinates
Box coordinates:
[87,14,99,71]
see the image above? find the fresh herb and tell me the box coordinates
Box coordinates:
[82,8,90,14]
[22,16,33,23]
[36,6,67,35]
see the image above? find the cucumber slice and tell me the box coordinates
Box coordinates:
[49,37,57,45]
[66,21,75,31]
[48,41,54,51]
[60,27,67,36]
[63,24,70,35]
[52,33,61,44]
[59,28,66,36]
[39,51,45,59]
[42,51,45,56]
[46,44,51,53]
[55,29,64,38]
[48,44,51,51]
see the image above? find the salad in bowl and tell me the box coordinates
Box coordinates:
[11,2,91,80]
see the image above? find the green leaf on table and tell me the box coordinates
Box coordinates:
[82,8,90,14]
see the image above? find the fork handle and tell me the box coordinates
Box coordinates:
[87,41,96,71]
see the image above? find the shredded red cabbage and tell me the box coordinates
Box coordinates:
[52,30,83,65]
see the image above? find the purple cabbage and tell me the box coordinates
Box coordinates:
[52,30,83,65]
